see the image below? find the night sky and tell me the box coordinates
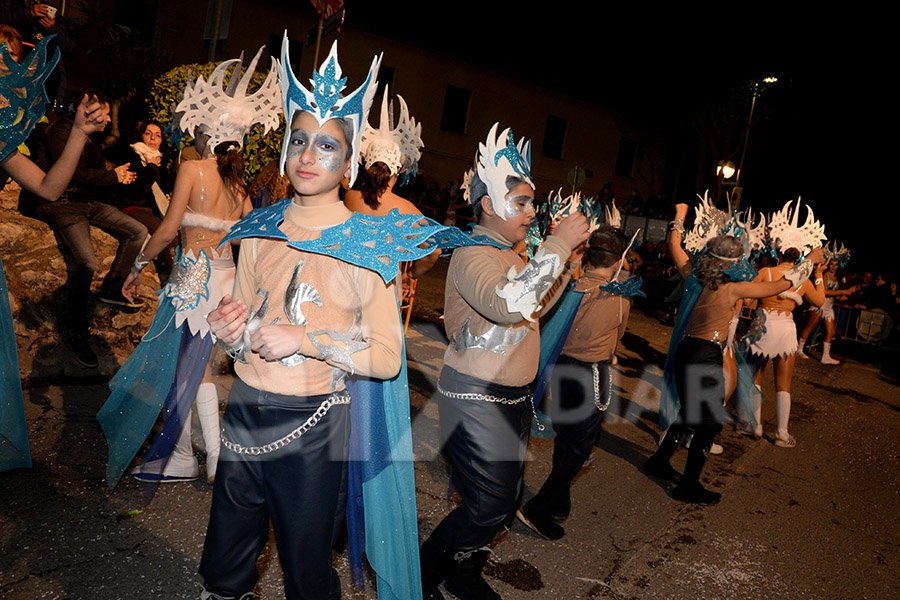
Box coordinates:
[344,4,885,272]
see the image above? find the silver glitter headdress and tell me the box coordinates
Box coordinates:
[767,198,826,256]
[359,86,423,182]
[277,33,382,185]
[683,191,731,254]
[0,37,59,161]
[472,122,533,221]
[172,47,281,152]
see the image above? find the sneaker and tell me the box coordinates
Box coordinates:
[683,438,723,455]
[796,347,809,359]
[131,457,199,483]
[99,289,145,310]
[672,482,721,505]
[821,355,840,365]
[516,505,564,540]
[61,330,98,368]
[642,455,681,483]
[774,433,796,448]
[131,470,199,483]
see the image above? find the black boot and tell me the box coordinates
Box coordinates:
[443,549,501,600]
[642,427,683,483]
[420,535,456,600]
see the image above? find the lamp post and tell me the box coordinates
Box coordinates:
[735,77,777,188]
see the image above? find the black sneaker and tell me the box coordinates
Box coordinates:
[61,330,98,368]
[516,505,564,540]
[99,288,145,310]
[642,455,681,483]
[671,483,721,505]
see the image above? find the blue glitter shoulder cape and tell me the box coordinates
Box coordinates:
[0,258,31,471]
[219,199,506,283]
[345,306,421,599]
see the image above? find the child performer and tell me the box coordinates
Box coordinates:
[517,225,629,539]
[1,35,106,472]
[645,216,816,504]
[200,37,413,600]
[419,123,589,600]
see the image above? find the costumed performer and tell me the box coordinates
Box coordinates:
[345,86,438,294]
[516,224,630,540]
[418,123,589,600]
[644,230,815,504]
[97,47,280,488]
[200,37,418,600]
[1,34,106,472]
[746,199,826,447]
[797,241,853,364]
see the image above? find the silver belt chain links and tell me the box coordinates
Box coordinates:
[437,382,544,431]
[221,390,351,456]
[593,362,612,411]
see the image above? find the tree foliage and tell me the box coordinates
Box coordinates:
[147,61,285,183]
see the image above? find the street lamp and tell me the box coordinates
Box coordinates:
[717,160,736,180]
[735,76,777,188]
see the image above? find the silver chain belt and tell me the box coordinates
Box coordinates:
[437,382,530,405]
[221,391,351,456]
[593,362,612,411]
[437,382,544,431]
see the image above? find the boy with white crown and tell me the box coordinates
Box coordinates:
[419,124,589,600]
[200,36,406,600]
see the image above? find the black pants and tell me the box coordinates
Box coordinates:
[428,366,532,552]
[199,378,349,600]
[528,356,610,516]
[654,337,726,486]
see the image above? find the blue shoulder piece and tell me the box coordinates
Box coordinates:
[1,37,60,161]
[288,209,446,283]
[221,203,508,283]
[600,275,647,298]
[219,198,291,247]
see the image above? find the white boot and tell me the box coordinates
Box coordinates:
[796,338,808,359]
[774,391,795,448]
[196,382,221,484]
[132,418,199,482]
[821,342,840,365]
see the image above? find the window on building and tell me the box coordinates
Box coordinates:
[542,115,567,158]
[615,137,637,178]
[440,85,471,134]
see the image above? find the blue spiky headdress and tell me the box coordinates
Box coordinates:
[276,33,381,186]
[0,37,59,162]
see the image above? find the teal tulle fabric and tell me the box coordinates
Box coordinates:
[97,297,181,488]
[0,257,31,471]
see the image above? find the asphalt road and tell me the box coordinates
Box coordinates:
[2,257,898,599]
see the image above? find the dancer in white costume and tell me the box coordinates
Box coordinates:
[98,48,281,487]
[747,200,826,448]
[797,242,854,364]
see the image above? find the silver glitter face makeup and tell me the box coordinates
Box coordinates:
[504,194,535,219]
[286,128,346,173]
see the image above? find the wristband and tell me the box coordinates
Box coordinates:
[133,252,151,271]
[668,219,685,235]
[815,278,823,286]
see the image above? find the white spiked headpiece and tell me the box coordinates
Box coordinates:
[767,198,826,256]
[472,122,533,220]
[603,202,622,230]
[683,191,732,254]
[823,240,851,268]
[277,33,381,186]
[359,86,423,180]
[173,47,281,152]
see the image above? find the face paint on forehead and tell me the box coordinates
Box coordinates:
[286,127,347,174]
[504,194,535,219]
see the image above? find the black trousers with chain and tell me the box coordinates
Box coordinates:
[199,378,350,600]
[427,366,533,552]
[528,356,610,516]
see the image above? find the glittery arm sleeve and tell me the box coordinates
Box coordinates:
[453,235,571,324]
